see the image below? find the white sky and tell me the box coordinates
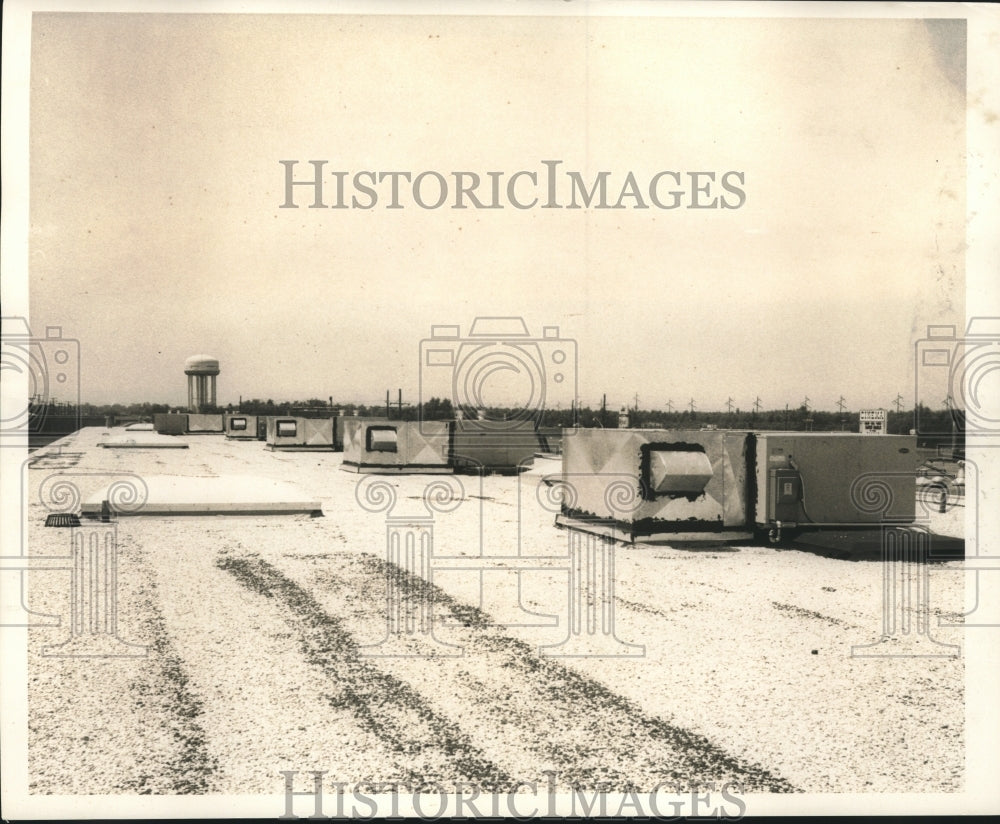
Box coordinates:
[23,12,968,411]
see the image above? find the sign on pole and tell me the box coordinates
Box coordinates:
[859,408,888,435]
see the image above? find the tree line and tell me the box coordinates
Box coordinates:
[56,398,961,443]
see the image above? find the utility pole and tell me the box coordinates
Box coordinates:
[893,393,904,413]
[753,396,762,414]
[726,397,734,414]
[601,394,607,427]
[634,392,639,413]
[836,396,846,414]
[666,399,674,413]
[398,388,402,418]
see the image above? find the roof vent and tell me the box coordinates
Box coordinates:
[45,513,81,528]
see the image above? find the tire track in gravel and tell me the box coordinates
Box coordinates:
[121,576,219,793]
[353,553,797,793]
[770,601,859,629]
[221,552,796,793]
[217,555,515,791]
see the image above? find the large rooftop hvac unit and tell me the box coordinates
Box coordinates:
[264,416,342,451]
[186,413,224,434]
[450,419,540,473]
[153,413,188,435]
[340,418,543,474]
[555,429,918,543]
[341,418,452,473]
[224,414,260,440]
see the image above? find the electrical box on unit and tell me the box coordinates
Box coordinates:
[754,433,916,527]
[768,468,801,522]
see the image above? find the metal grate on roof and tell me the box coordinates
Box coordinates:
[45,513,81,528]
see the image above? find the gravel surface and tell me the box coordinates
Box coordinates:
[25,427,965,796]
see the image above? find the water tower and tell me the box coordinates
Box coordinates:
[184,354,219,412]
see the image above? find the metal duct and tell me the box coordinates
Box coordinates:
[647,448,714,495]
